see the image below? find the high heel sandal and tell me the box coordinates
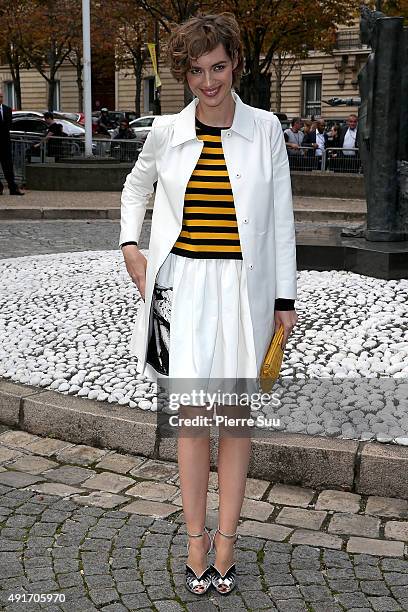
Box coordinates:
[185,527,213,595]
[211,527,238,595]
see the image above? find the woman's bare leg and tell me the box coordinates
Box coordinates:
[215,406,252,574]
[177,407,211,575]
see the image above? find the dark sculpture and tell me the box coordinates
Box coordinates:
[358,6,408,241]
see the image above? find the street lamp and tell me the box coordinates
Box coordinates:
[82,0,93,157]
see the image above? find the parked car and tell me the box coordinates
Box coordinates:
[129,115,159,133]
[54,111,85,124]
[11,114,85,137]
[12,110,45,120]
[10,116,98,160]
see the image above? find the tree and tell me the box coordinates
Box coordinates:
[0,0,31,109]
[64,0,111,112]
[271,53,299,113]
[18,0,80,110]
[221,0,360,108]
[380,0,408,19]
[136,0,203,28]
[66,46,84,112]
[94,0,156,117]
[135,0,219,104]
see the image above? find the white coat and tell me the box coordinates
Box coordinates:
[119,91,297,376]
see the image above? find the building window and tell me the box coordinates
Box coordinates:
[51,80,61,110]
[4,81,16,108]
[302,75,322,118]
[144,76,155,113]
[335,29,364,51]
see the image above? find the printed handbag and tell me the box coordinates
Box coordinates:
[260,324,285,393]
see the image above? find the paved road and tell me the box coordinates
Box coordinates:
[0,221,151,260]
[0,218,357,260]
[1,424,408,612]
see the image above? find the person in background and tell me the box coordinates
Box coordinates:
[283,117,304,170]
[0,90,24,196]
[302,119,313,136]
[335,114,360,173]
[302,118,328,169]
[43,112,66,137]
[338,114,358,156]
[326,122,341,171]
[112,119,136,140]
[97,107,115,135]
[327,123,340,147]
[112,118,139,162]
[32,112,66,160]
[283,117,304,153]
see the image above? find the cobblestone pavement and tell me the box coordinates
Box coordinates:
[1,425,408,611]
[0,219,354,260]
[0,221,152,260]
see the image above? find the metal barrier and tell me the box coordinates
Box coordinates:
[1,136,144,186]
[325,147,362,174]
[0,137,40,184]
[286,146,362,173]
[41,136,143,162]
[2,136,360,188]
[286,147,317,172]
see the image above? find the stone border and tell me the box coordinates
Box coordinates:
[2,378,408,498]
[0,207,364,223]
[0,208,154,221]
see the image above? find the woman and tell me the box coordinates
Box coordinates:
[119,13,298,596]
[327,122,340,147]
[302,119,313,136]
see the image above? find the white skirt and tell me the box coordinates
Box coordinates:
[142,252,258,386]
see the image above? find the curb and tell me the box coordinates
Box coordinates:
[294,210,365,223]
[1,378,408,498]
[0,208,153,221]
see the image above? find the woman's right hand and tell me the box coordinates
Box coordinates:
[122,245,147,300]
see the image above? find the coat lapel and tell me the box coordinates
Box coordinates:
[171,91,255,147]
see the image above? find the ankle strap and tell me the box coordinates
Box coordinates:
[216,526,238,539]
[187,526,209,538]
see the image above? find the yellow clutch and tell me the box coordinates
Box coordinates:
[260,324,284,392]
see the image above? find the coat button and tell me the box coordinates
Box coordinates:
[226,131,231,137]
[243,217,249,224]
[248,263,254,270]
[236,172,241,178]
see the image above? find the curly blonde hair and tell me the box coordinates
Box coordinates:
[167,13,244,88]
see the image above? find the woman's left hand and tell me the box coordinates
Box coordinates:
[274,309,298,349]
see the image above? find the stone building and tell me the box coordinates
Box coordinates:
[270,24,370,120]
[0,24,369,120]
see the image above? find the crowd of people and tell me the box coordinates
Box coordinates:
[94,107,137,140]
[1,93,362,196]
[283,113,360,172]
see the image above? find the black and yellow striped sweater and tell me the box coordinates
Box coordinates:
[171,117,242,260]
